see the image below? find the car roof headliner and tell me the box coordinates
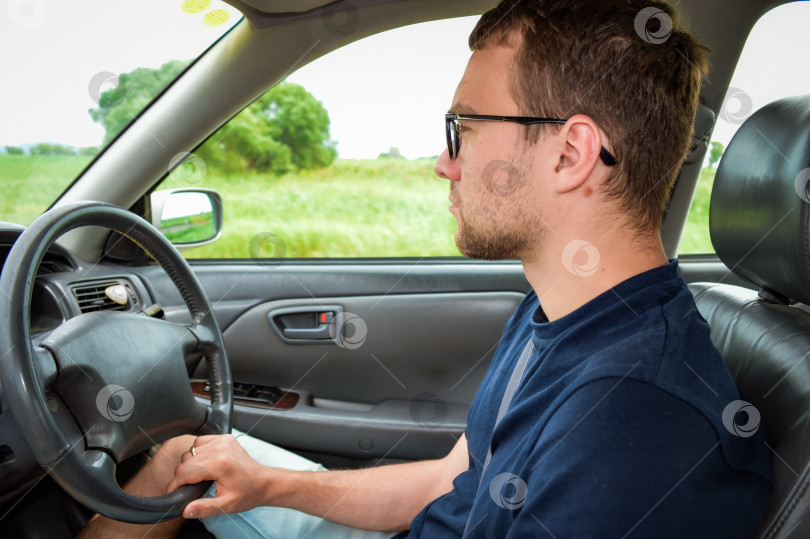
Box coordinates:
[231,0,335,12]
[228,0,469,15]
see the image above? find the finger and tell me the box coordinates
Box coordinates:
[167,460,214,493]
[180,435,219,463]
[184,494,236,519]
[179,447,196,464]
[192,433,232,448]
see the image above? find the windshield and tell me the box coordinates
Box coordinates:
[0,0,240,225]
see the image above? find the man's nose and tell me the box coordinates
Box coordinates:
[434,148,461,181]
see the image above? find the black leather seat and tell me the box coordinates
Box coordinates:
[689,95,810,538]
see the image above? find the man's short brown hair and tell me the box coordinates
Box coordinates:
[470,0,709,232]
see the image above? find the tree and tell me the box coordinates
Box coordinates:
[708,141,725,168]
[30,143,76,156]
[263,82,336,171]
[4,145,23,155]
[196,81,336,174]
[88,60,191,145]
[378,147,405,159]
[89,61,337,174]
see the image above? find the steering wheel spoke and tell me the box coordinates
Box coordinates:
[32,345,58,390]
[187,321,220,354]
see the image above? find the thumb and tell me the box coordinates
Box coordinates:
[184,497,224,520]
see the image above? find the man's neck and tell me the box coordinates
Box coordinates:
[521,231,668,322]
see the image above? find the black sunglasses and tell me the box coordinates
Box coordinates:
[445,113,618,166]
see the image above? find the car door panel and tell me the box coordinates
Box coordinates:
[134,262,529,461]
[207,292,522,460]
[218,293,523,402]
[231,392,472,461]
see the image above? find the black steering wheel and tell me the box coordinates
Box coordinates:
[0,201,233,523]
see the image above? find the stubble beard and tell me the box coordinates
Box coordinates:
[455,209,542,260]
[452,147,544,260]
[453,187,544,260]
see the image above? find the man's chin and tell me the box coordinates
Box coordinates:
[455,232,517,261]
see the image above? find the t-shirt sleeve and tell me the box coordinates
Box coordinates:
[496,378,769,539]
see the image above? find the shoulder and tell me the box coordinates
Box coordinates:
[534,373,770,481]
[542,376,712,444]
[569,280,735,422]
[503,377,770,538]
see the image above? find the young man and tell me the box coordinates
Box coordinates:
[82,0,772,537]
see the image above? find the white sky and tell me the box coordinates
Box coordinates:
[288,17,476,159]
[0,0,238,149]
[709,1,810,148]
[1,1,810,160]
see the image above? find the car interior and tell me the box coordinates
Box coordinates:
[0,0,809,537]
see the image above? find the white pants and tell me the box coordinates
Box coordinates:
[200,429,399,539]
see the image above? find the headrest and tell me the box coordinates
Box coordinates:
[710,95,810,305]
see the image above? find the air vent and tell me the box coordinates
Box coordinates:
[72,280,131,314]
[1,245,75,275]
[37,255,74,275]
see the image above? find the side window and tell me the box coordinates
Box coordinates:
[156,17,478,259]
[679,2,810,254]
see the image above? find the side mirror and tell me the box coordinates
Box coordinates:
[150,188,223,251]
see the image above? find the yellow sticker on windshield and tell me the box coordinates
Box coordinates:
[203,8,230,26]
[182,0,211,14]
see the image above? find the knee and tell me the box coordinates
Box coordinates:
[119,434,199,497]
[159,434,198,462]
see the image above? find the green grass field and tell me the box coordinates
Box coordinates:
[158,158,462,258]
[0,154,715,257]
[680,167,716,254]
[0,154,92,225]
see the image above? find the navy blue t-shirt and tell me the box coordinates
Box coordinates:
[400,261,771,538]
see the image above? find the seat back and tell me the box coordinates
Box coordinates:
[690,283,810,538]
[690,95,810,538]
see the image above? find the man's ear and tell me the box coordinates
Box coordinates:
[553,115,602,194]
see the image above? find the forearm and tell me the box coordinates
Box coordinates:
[267,458,450,532]
[173,433,469,528]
